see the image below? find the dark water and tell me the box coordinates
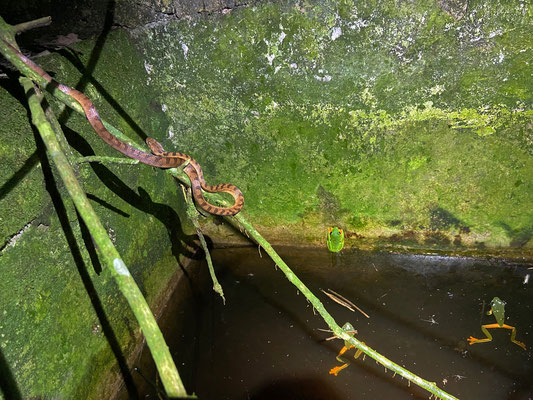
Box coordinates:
[130,247,533,400]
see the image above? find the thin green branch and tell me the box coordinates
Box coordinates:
[166,167,460,399]
[13,16,52,34]
[0,18,152,155]
[19,77,189,398]
[42,96,78,166]
[0,35,147,152]
[1,17,190,396]
[183,187,225,303]
[232,214,459,400]
[75,155,140,165]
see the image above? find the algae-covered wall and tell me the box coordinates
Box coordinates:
[0,30,196,398]
[1,0,532,398]
[134,0,533,254]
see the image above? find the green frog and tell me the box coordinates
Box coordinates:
[327,227,344,252]
[329,322,363,376]
[467,297,526,350]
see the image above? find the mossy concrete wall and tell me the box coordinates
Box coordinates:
[0,0,532,398]
[0,30,197,399]
[132,0,532,256]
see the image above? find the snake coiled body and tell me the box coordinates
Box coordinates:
[4,40,244,216]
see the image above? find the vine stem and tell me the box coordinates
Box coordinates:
[13,16,52,34]
[231,215,459,400]
[19,76,189,398]
[0,15,190,396]
[74,155,141,165]
[165,172,459,400]
[183,187,226,303]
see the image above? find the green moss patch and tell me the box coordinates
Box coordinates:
[134,0,532,252]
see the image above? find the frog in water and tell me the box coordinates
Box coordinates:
[327,227,344,252]
[467,297,526,350]
[329,322,363,376]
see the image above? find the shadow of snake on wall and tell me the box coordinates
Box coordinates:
[2,39,244,216]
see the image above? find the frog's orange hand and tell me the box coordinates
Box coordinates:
[329,345,363,376]
[329,364,348,376]
[467,336,488,345]
[329,345,350,376]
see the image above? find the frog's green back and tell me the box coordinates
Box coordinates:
[327,227,344,252]
[490,297,506,327]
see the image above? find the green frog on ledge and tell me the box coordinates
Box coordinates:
[327,227,344,253]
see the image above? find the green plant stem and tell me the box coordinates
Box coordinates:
[165,171,459,399]
[19,76,189,398]
[230,214,459,400]
[75,155,141,165]
[13,16,52,34]
[0,32,75,113]
[43,97,78,166]
[0,18,153,156]
[183,187,225,303]
[167,165,459,399]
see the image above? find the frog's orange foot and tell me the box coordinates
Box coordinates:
[467,336,479,345]
[513,340,527,351]
[329,365,345,376]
